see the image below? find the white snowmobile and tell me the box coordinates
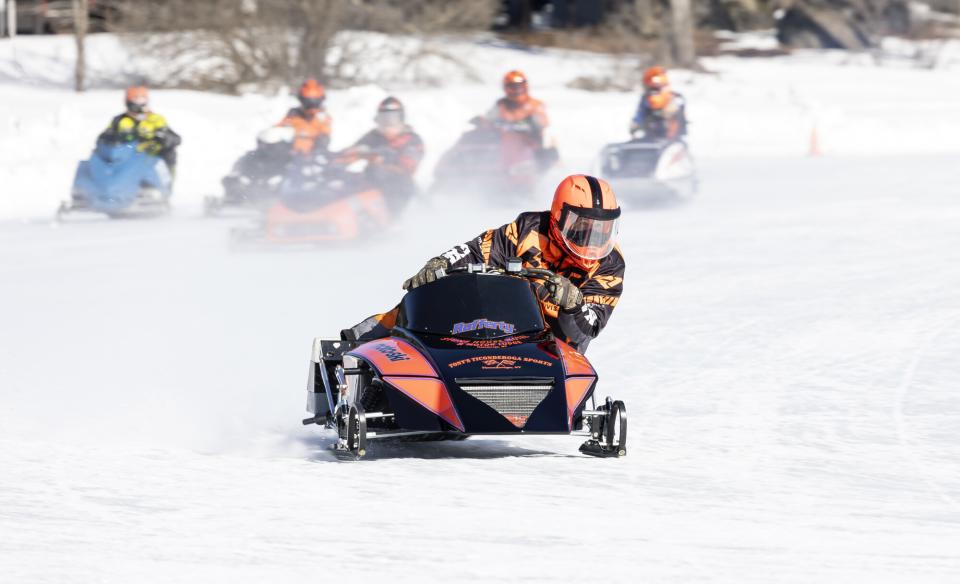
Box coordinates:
[204,127,295,217]
[594,136,697,207]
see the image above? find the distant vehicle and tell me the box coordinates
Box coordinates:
[204,127,295,217]
[432,117,557,199]
[58,138,172,220]
[595,138,697,207]
[230,152,408,246]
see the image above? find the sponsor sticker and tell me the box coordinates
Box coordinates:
[372,342,409,362]
[441,243,471,264]
[448,355,552,369]
[440,336,525,349]
[452,319,516,335]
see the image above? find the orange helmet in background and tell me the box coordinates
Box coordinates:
[503,70,529,103]
[642,66,669,90]
[549,175,621,264]
[297,79,326,112]
[125,86,149,114]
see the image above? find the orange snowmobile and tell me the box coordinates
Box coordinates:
[230,152,411,247]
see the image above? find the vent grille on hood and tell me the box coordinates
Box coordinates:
[456,377,553,428]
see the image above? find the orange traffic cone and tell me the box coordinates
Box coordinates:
[808,123,822,157]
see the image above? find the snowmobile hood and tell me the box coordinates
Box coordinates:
[73,142,170,212]
[347,332,597,433]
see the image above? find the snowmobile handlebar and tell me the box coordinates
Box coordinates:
[444,262,557,282]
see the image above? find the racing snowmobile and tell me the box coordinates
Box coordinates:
[58,137,172,220]
[432,118,557,199]
[596,138,697,206]
[204,127,294,217]
[303,262,627,460]
[230,151,406,247]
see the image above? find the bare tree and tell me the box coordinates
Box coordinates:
[633,0,658,38]
[669,0,697,67]
[115,0,496,92]
[350,0,500,35]
[73,0,89,92]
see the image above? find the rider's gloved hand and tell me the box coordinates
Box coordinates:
[547,274,583,312]
[403,256,450,290]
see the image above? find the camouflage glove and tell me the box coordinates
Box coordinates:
[403,256,450,290]
[547,274,583,312]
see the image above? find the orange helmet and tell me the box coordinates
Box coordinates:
[297,79,325,112]
[642,66,669,90]
[503,70,529,103]
[549,175,621,263]
[125,86,149,113]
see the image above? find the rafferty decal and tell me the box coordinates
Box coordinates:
[451,319,516,335]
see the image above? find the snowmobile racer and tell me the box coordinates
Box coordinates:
[99,86,181,176]
[486,70,549,145]
[230,98,419,244]
[343,174,625,353]
[480,70,558,167]
[630,66,687,141]
[278,79,332,156]
[335,96,424,208]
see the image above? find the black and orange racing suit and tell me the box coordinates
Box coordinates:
[339,125,424,210]
[485,97,549,147]
[278,107,332,154]
[632,90,687,141]
[344,127,424,182]
[345,211,625,353]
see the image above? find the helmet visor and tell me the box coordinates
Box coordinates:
[375,110,404,129]
[504,82,527,98]
[559,207,620,260]
[299,97,324,111]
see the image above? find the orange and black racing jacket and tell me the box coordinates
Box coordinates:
[348,126,425,176]
[439,211,625,353]
[278,107,332,154]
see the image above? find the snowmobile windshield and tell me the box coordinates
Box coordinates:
[401,273,545,339]
[559,207,620,261]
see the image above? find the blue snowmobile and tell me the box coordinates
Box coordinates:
[58,137,173,220]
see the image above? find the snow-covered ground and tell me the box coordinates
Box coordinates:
[1,33,959,583]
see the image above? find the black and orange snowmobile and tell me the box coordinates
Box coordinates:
[431,117,557,199]
[303,262,627,460]
[230,152,409,246]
